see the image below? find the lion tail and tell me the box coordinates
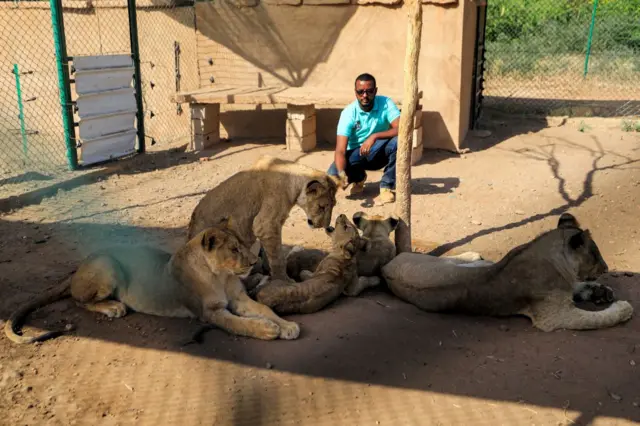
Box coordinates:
[4,273,74,344]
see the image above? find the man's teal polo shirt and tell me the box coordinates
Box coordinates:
[336,95,401,151]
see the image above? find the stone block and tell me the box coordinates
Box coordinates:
[263,0,302,4]
[357,0,400,4]
[191,103,219,120]
[412,126,423,149]
[411,145,423,166]
[422,0,458,4]
[286,116,316,138]
[414,110,423,129]
[287,104,316,120]
[190,103,220,151]
[287,133,317,152]
[193,132,220,151]
[225,0,259,7]
[303,0,351,5]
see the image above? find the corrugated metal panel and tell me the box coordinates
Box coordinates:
[79,109,137,141]
[79,129,137,166]
[76,88,137,118]
[74,54,133,71]
[74,54,138,166]
[75,67,135,95]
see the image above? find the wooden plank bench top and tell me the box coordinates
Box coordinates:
[174,85,422,107]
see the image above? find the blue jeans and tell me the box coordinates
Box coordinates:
[327,136,398,190]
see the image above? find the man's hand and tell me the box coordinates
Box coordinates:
[359,135,377,157]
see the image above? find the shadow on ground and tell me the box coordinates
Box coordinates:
[0,217,638,424]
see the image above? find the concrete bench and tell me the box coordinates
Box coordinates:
[174,85,425,164]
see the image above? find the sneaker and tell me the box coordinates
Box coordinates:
[376,187,395,204]
[350,179,366,196]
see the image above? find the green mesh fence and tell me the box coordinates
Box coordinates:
[0,0,197,193]
[482,0,640,117]
[0,1,69,187]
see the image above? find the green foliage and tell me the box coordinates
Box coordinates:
[486,0,640,76]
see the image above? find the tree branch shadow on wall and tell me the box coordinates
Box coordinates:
[194,2,358,87]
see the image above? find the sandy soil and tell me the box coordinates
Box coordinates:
[0,114,639,425]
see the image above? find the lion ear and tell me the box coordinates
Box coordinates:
[217,216,233,229]
[568,230,586,250]
[352,211,367,229]
[558,213,580,229]
[306,180,323,196]
[201,231,216,251]
[387,215,400,231]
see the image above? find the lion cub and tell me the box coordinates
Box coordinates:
[382,213,634,332]
[253,214,365,314]
[286,211,399,297]
[187,155,340,282]
[5,218,300,344]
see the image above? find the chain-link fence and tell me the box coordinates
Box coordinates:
[0,1,68,186]
[482,0,640,117]
[0,0,197,193]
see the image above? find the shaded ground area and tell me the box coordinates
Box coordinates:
[0,116,639,425]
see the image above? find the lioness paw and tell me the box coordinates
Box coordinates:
[254,319,281,340]
[96,301,127,318]
[574,282,615,305]
[278,321,301,340]
[590,284,615,305]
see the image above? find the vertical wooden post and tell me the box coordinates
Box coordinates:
[395,0,423,253]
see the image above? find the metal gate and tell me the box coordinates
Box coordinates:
[56,0,145,170]
[469,0,488,130]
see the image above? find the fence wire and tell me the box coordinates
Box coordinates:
[0,0,197,192]
[483,0,640,117]
[0,1,68,187]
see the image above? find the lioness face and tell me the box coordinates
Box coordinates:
[200,226,258,276]
[302,178,338,229]
[352,211,399,240]
[325,214,366,258]
[558,213,608,281]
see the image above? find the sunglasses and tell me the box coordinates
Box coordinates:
[355,88,376,96]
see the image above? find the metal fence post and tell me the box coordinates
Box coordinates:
[49,0,78,171]
[583,0,599,78]
[12,64,29,161]
[127,0,145,154]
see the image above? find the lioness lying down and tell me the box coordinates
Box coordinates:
[5,218,300,344]
[382,213,634,332]
[253,214,365,314]
[285,211,399,297]
[188,155,341,281]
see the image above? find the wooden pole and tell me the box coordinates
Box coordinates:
[394,0,422,253]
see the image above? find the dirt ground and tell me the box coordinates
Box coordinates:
[0,113,639,425]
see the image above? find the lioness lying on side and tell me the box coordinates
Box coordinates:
[286,211,399,297]
[253,214,365,314]
[188,155,342,282]
[382,213,633,332]
[5,218,300,344]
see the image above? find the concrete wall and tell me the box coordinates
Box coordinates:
[195,0,477,152]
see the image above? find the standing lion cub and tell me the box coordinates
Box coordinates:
[5,218,300,344]
[382,213,634,332]
[188,155,341,281]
